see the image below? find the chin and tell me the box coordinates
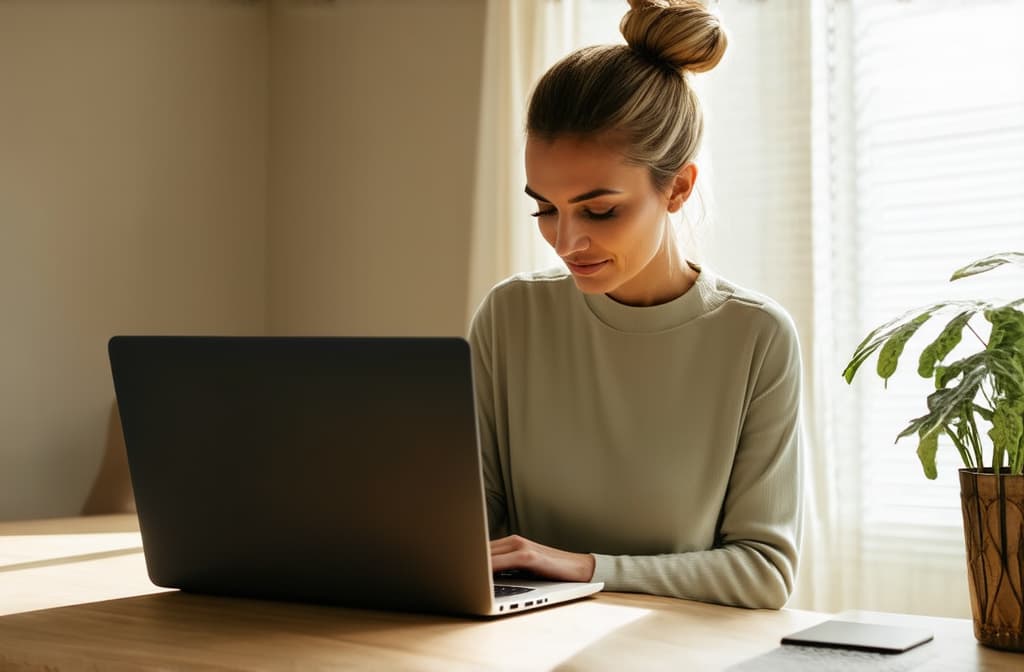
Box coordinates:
[568,273,617,295]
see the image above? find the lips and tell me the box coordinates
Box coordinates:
[565,259,610,276]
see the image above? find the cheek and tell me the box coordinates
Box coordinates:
[609,216,648,252]
[538,219,557,248]
[614,212,662,262]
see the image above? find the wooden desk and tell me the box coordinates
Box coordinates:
[0,515,1017,671]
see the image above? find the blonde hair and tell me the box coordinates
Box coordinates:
[526,0,727,191]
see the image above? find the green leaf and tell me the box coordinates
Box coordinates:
[877,314,933,381]
[950,251,1024,281]
[918,310,973,378]
[986,306,1024,355]
[935,349,1021,392]
[982,309,1024,405]
[897,353,994,442]
[986,306,1024,474]
[843,300,992,384]
[916,428,940,479]
[988,399,1024,474]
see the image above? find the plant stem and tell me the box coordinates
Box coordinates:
[966,413,986,469]
[980,383,995,410]
[967,322,988,348]
[946,425,974,469]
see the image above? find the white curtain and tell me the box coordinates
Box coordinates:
[466,0,1024,617]
[698,0,842,612]
[466,0,575,319]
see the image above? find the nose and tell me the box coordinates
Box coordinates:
[553,214,590,258]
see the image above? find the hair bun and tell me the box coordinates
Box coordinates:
[621,0,727,74]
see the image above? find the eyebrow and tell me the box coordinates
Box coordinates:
[524,186,623,204]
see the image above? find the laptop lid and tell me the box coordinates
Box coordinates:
[109,336,496,615]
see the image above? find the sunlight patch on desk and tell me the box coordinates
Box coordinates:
[0,546,144,573]
[0,532,143,567]
[519,602,653,669]
[393,601,653,669]
[0,515,140,536]
[0,555,169,617]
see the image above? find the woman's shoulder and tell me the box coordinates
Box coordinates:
[495,266,572,289]
[701,267,799,341]
[485,267,576,306]
[469,267,576,332]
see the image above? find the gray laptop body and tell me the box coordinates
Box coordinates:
[108,336,601,617]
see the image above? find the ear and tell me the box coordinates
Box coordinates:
[666,163,698,213]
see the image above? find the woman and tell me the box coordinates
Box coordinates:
[470,0,802,609]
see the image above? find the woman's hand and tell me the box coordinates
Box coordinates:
[490,535,596,582]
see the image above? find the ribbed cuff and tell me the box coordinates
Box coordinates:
[590,553,616,586]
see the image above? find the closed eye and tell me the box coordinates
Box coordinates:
[530,207,618,220]
[585,207,617,221]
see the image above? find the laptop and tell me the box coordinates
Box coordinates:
[108,336,603,616]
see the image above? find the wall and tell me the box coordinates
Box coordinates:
[267,0,484,337]
[0,0,269,520]
[0,0,486,520]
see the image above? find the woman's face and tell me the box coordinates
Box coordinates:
[524,134,694,306]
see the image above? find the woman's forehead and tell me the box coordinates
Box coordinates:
[525,135,644,193]
[525,132,625,161]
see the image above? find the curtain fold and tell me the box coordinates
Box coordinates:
[466,0,575,321]
[698,0,841,612]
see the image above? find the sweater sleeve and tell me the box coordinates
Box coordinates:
[589,314,804,609]
[467,291,510,539]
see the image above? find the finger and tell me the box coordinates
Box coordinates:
[491,550,543,575]
[489,535,528,554]
[491,546,545,574]
[490,552,519,573]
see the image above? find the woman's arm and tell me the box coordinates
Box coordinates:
[468,292,510,539]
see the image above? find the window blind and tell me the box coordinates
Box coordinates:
[840,0,1024,603]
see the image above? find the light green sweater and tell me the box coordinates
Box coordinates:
[468,264,803,609]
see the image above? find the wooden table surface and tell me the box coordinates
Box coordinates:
[0,514,1018,671]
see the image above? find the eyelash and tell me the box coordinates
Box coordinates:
[529,207,618,221]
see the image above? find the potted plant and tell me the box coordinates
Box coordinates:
[842,251,1024,652]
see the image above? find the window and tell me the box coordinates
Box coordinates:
[833,0,1024,615]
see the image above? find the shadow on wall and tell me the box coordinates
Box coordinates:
[81,402,135,516]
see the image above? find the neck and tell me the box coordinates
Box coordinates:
[608,227,697,307]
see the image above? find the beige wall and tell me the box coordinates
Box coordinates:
[0,1,268,520]
[267,0,484,336]
[0,0,485,520]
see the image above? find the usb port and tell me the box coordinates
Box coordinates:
[524,601,534,607]
[510,604,519,609]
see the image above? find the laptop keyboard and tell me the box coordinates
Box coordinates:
[494,585,534,598]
